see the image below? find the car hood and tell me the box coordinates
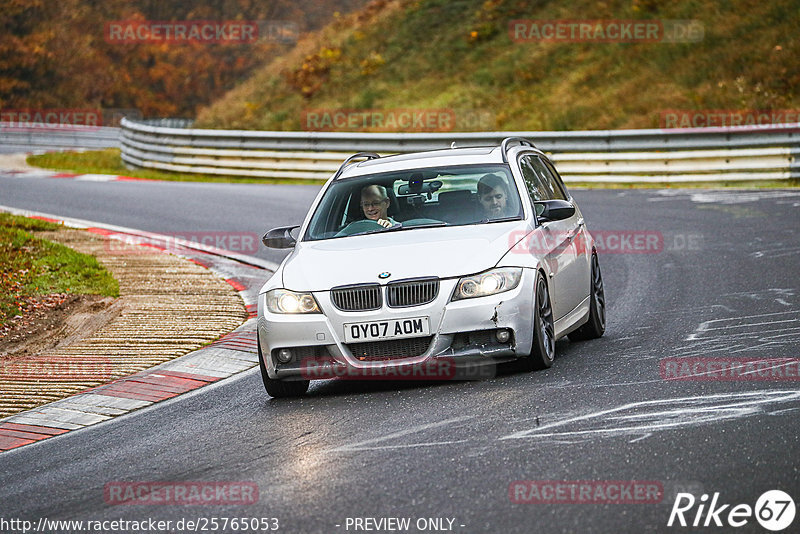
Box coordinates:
[282,222,528,291]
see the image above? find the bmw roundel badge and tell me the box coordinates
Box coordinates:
[378,272,391,279]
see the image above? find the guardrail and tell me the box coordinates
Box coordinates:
[117,119,798,182]
[0,124,120,152]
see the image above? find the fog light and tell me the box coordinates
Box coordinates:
[276,348,293,363]
[496,329,510,343]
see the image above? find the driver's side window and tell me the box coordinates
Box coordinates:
[519,155,566,202]
[520,155,549,202]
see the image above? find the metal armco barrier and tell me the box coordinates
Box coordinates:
[0,124,121,152]
[100,119,800,182]
[120,119,800,182]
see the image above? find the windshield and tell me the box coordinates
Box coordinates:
[303,164,523,241]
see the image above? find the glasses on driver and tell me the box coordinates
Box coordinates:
[360,199,388,208]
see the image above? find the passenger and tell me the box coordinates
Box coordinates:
[360,185,397,228]
[477,174,514,218]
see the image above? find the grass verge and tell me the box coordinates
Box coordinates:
[26,149,327,185]
[0,213,119,327]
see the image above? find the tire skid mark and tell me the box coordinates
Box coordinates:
[499,390,800,442]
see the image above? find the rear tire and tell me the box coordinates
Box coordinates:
[258,333,309,398]
[520,272,556,371]
[568,253,606,341]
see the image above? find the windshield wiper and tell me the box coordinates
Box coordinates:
[348,221,448,237]
[478,216,521,224]
[348,223,404,237]
[405,221,448,228]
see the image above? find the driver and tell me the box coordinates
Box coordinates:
[360,185,397,228]
[477,173,513,218]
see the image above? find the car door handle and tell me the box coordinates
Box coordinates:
[566,218,584,242]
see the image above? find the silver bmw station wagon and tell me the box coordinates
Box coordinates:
[257,138,605,397]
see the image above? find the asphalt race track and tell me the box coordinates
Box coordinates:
[1,172,799,533]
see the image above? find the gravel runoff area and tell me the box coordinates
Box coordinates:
[0,225,249,418]
[0,153,33,171]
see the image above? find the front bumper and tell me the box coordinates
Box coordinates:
[257,270,537,381]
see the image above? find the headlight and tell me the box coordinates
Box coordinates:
[266,289,321,314]
[452,268,523,301]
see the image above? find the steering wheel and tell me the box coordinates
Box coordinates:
[335,219,387,237]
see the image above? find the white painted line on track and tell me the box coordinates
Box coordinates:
[499,390,800,441]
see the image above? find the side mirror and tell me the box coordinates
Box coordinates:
[535,200,575,223]
[262,225,300,249]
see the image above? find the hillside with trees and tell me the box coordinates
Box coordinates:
[0,0,367,120]
[196,0,799,131]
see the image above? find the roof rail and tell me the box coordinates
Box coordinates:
[500,137,536,163]
[333,152,380,179]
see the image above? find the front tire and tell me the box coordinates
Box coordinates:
[568,253,605,341]
[520,272,556,371]
[258,333,309,398]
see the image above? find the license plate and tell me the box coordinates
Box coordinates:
[343,317,430,343]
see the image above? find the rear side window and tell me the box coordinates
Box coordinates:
[542,158,570,200]
[519,155,567,201]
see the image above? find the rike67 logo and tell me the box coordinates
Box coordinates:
[668,490,795,531]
